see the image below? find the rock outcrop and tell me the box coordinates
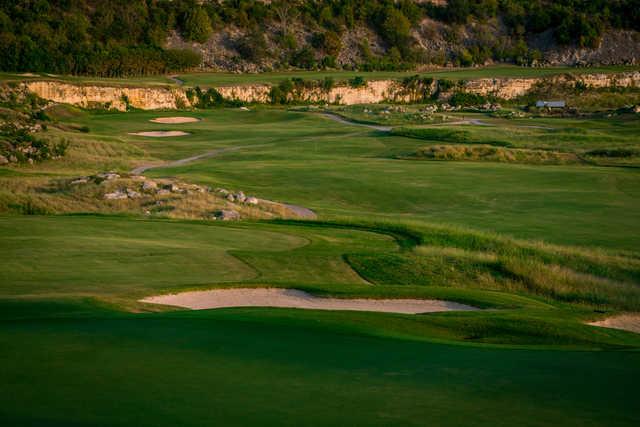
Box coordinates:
[24,71,640,110]
[24,81,191,111]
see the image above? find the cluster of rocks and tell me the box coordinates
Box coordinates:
[68,171,211,201]
[479,103,502,112]
[104,188,141,200]
[0,154,12,165]
[438,103,462,112]
[214,188,259,205]
[66,171,268,221]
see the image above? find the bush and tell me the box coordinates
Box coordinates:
[188,86,241,108]
[311,31,342,56]
[290,47,316,69]
[236,31,268,63]
[449,92,487,106]
[349,76,366,88]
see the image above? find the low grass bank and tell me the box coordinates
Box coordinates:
[402,144,580,164]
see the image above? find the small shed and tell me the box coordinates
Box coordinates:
[536,100,566,108]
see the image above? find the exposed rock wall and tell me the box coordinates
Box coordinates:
[216,84,271,103]
[24,72,640,110]
[461,72,640,99]
[24,81,191,111]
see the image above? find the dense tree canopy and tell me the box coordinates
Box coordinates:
[0,0,638,76]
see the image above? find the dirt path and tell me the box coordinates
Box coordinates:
[588,314,640,334]
[131,146,244,175]
[435,119,491,126]
[168,75,185,86]
[141,288,479,314]
[320,113,392,132]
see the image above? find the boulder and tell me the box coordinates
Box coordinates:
[634,105,640,113]
[9,155,18,163]
[193,185,207,193]
[104,190,127,200]
[226,194,235,202]
[0,155,8,165]
[235,192,246,203]
[142,180,158,191]
[97,172,120,181]
[71,177,89,185]
[246,197,259,205]
[215,209,240,221]
[126,188,141,198]
[156,189,171,196]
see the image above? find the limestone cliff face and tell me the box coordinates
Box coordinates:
[216,84,271,103]
[24,81,191,111]
[24,72,640,110]
[461,72,640,99]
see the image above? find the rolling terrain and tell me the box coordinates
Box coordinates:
[1,81,640,425]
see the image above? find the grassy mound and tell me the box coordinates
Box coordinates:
[404,144,580,164]
[341,221,640,311]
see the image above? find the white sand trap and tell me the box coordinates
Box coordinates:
[141,288,479,314]
[588,314,640,334]
[149,117,200,124]
[129,131,190,137]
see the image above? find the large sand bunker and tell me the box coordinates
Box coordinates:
[141,288,478,314]
[150,117,200,124]
[588,314,640,334]
[129,131,190,137]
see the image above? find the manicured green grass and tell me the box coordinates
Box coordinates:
[0,72,176,87]
[149,112,640,250]
[2,100,640,426]
[176,65,640,87]
[6,108,640,249]
[1,304,640,427]
[4,65,637,88]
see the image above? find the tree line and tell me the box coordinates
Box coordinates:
[0,0,638,77]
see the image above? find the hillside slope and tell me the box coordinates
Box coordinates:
[1,0,639,76]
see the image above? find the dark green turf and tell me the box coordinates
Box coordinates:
[1,306,639,427]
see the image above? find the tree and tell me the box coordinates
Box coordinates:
[183,7,213,43]
[271,0,300,37]
[236,30,268,62]
[381,8,411,49]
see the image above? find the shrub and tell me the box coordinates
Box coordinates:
[449,92,487,107]
[236,32,268,63]
[349,76,366,88]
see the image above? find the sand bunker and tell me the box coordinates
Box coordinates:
[588,314,640,334]
[141,288,478,314]
[149,117,200,124]
[129,131,190,137]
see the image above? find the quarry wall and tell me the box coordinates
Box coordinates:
[23,72,640,111]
